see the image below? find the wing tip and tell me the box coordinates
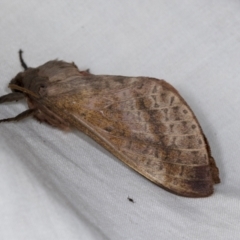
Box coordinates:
[152,177,215,198]
[159,183,214,198]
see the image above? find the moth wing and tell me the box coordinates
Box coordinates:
[46,76,219,197]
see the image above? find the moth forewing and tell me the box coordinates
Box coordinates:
[42,74,219,197]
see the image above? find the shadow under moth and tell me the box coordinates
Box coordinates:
[0,50,220,197]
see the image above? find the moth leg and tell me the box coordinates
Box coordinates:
[0,108,36,123]
[0,92,25,104]
[19,49,28,70]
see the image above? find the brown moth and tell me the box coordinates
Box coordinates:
[0,51,220,197]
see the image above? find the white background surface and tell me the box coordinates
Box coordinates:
[0,1,239,239]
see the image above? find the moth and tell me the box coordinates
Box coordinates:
[0,51,220,197]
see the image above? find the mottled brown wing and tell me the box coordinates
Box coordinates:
[45,75,219,197]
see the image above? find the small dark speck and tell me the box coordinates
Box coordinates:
[127,196,135,203]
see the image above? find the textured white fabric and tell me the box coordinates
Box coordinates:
[0,1,239,239]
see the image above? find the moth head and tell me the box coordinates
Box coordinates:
[7,50,47,97]
[0,51,59,124]
[10,71,25,89]
[9,68,45,97]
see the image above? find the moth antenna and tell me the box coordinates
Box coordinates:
[0,108,36,123]
[19,49,28,70]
